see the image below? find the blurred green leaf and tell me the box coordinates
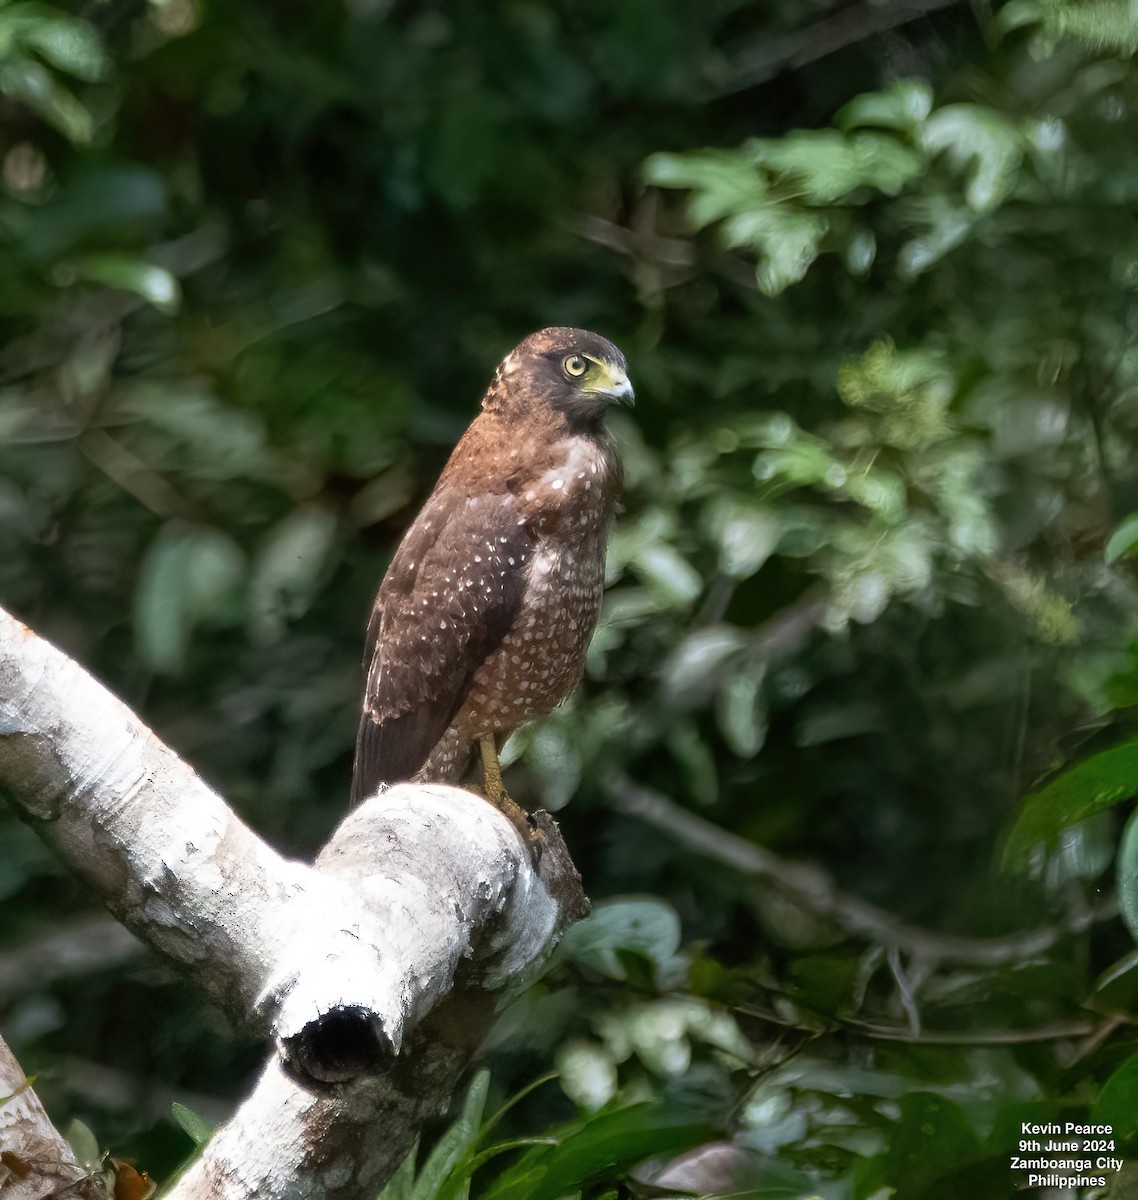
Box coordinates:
[661,626,747,705]
[0,55,91,142]
[897,196,973,276]
[557,899,682,981]
[1092,1054,1138,1139]
[630,545,702,606]
[1118,806,1138,942]
[751,129,924,202]
[706,499,778,580]
[171,1102,214,1148]
[407,1070,490,1200]
[1004,738,1138,862]
[643,150,763,229]
[1,4,109,80]
[837,339,953,449]
[716,664,767,758]
[249,506,339,644]
[480,1101,718,1200]
[376,1141,419,1200]
[1106,513,1138,564]
[836,79,934,133]
[134,522,246,674]
[855,1093,981,1195]
[557,1040,617,1111]
[65,254,181,312]
[1027,0,1138,53]
[921,104,1026,211]
[64,1117,102,1173]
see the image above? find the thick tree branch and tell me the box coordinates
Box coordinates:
[0,606,587,1199]
[0,1035,104,1200]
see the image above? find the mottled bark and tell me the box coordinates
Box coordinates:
[0,1036,104,1200]
[0,606,587,1199]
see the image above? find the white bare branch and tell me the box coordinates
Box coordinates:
[0,606,587,1199]
[0,1035,104,1200]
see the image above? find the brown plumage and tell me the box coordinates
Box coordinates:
[350,327,633,806]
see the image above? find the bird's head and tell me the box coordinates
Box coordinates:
[485,327,633,430]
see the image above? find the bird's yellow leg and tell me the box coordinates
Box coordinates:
[478,735,543,862]
[479,734,507,806]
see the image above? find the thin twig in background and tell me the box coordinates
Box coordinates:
[607,775,1115,967]
[0,915,143,1007]
[80,428,191,520]
[739,998,1104,1045]
[712,0,965,94]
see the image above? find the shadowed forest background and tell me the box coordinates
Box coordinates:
[3,0,1138,1196]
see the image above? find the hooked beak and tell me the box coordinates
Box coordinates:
[585,364,635,406]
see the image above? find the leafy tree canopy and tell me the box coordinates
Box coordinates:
[3,0,1138,1196]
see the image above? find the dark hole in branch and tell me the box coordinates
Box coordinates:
[281,1007,393,1086]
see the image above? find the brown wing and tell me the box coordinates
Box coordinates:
[350,485,534,803]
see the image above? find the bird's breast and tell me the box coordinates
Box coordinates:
[458,527,608,738]
[455,434,619,741]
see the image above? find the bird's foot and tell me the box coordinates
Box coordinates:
[478,735,543,866]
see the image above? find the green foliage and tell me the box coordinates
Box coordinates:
[645,77,1038,294]
[387,1070,489,1200]
[4,0,1138,1196]
[1005,738,1138,861]
[1107,513,1138,563]
[1007,0,1138,54]
[170,1102,214,1149]
[1094,1053,1138,1137]
[372,1068,717,1200]
[0,0,108,143]
[477,1100,716,1200]
[555,898,683,983]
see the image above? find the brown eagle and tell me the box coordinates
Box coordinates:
[351,327,632,806]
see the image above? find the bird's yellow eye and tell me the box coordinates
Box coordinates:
[563,354,589,379]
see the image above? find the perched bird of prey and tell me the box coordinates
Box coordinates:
[350,327,633,807]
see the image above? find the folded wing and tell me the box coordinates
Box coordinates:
[350,486,533,804]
